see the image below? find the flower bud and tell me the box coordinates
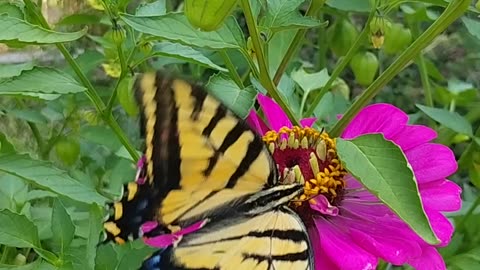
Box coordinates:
[369,16,391,49]
[111,25,126,45]
[185,0,238,31]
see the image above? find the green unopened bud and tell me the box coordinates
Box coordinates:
[111,25,126,44]
[139,42,152,54]
[476,0,480,10]
[14,254,26,266]
[185,0,238,31]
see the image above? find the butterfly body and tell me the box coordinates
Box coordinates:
[104,72,313,269]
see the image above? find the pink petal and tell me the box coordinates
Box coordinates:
[425,209,454,246]
[308,227,338,270]
[143,234,180,248]
[349,227,422,265]
[341,104,408,140]
[408,246,447,270]
[390,125,437,151]
[300,117,317,127]
[314,218,377,270]
[246,110,270,135]
[142,220,207,248]
[141,221,158,233]
[419,180,462,212]
[405,143,458,183]
[175,220,208,235]
[257,94,292,131]
[310,195,339,216]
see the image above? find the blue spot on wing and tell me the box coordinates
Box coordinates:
[140,250,163,270]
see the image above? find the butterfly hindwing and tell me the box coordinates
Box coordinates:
[141,207,313,270]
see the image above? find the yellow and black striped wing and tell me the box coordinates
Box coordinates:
[104,71,313,269]
[141,207,313,270]
[105,71,283,242]
[138,72,280,227]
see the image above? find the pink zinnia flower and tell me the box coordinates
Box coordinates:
[247,94,461,269]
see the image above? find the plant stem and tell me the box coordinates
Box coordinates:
[305,7,377,117]
[410,22,433,108]
[316,11,327,70]
[27,121,45,157]
[329,0,470,138]
[23,0,139,161]
[272,0,325,85]
[240,0,299,125]
[220,50,244,88]
[14,100,46,157]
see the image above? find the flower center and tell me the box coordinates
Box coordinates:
[262,126,347,208]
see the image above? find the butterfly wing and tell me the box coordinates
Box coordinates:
[141,207,313,270]
[103,72,313,268]
[137,72,286,227]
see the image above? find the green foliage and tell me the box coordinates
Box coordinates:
[337,134,438,245]
[0,0,477,269]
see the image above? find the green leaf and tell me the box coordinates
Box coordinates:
[115,243,156,270]
[291,68,330,93]
[86,204,103,269]
[152,42,227,71]
[448,246,480,269]
[206,74,257,118]
[262,0,324,31]
[95,244,118,270]
[463,17,480,40]
[80,126,122,152]
[7,109,49,124]
[0,63,34,79]
[0,67,86,99]
[57,14,101,25]
[136,0,166,16]
[326,0,370,12]
[416,104,473,136]
[0,132,16,154]
[0,155,106,204]
[52,199,75,254]
[0,209,40,247]
[0,2,25,20]
[336,134,439,245]
[0,174,28,211]
[121,13,245,49]
[447,79,475,95]
[0,260,42,270]
[0,14,86,44]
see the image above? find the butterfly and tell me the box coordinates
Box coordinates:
[103,71,314,270]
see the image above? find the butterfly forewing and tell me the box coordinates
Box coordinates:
[137,74,279,226]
